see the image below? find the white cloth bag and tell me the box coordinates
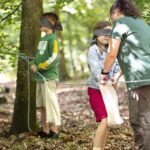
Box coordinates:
[99,84,123,126]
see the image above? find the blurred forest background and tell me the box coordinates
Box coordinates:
[0,0,149,81]
[0,0,150,149]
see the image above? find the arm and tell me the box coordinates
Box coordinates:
[38,39,59,70]
[47,39,59,65]
[103,38,121,73]
[101,38,121,83]
[101,22,128,83]
[87,48,102,82]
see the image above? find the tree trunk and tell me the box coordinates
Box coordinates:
[67,14,76,76]
[57,31,70,81]
[54,8,70,81]
[59,48,70,81]
[10,0,43,134]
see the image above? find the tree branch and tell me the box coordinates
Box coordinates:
[0,2,22,23]
[48,0,56,3]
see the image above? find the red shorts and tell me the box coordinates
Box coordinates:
[88,87,107,122]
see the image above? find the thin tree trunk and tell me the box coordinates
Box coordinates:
[10,0,43,134]
[57,31,70,81]
[54,8,70,81]
[67,14,76,76]
[59,48,70,81]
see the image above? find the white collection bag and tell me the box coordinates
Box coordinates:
[99,84,123,126]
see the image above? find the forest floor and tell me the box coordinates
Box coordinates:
[0,80,138,150]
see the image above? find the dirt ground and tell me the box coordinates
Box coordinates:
[0,81,137,150]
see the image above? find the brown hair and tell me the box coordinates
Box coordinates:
[41,12,58,25]
[93,21,111,31]
[110,0,140,18]
[41,12,63,31]
[91,21,111,46]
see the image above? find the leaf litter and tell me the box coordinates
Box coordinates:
[0,81,137,150]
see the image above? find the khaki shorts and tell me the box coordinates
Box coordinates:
[36,80,61,125]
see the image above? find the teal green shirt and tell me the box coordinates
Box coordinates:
[112,16,150,90]
[32,33,59,81]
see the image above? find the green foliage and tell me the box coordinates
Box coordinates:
[55,0,74,8]
[43,0,74,10]
[0,0,21,72]
[57,0,113,77]
[0,0,150,76]
[134,0,150,24]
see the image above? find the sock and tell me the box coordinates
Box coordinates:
[93,147,102,150]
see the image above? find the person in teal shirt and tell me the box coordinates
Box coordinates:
[31,12,62,139]
[101,0,150,149]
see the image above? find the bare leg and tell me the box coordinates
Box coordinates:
[50,123,59,133]
[40,107,49,134]
[93,118,108,150]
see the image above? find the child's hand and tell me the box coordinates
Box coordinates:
[38,61,49,70]
[30,64,37,73]
[111,76,119,88]
[112,71,123,88]
[112,80,118,89]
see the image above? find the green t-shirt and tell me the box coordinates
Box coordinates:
[32,33,59,81]
[112,16,150,90]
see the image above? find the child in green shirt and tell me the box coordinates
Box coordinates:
[31,12,62,138]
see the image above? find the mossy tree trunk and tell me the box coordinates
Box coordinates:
[10,0,43,134]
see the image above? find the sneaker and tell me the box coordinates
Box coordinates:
[37,131,50,138]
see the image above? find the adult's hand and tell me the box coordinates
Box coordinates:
[100,74,109,85]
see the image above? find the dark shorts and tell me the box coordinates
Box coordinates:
[88,87,107,122]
